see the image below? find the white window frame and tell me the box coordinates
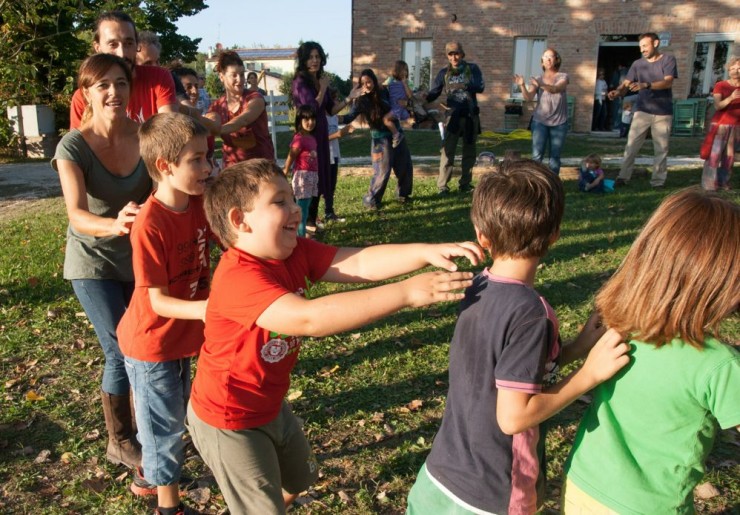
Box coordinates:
[691,33,736,97]
[402,39,433,90]
[511,37,547,98]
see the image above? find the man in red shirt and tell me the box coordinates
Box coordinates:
[69,11,177,128]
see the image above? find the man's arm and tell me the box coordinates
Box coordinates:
[497,329,629,435]
[426,68,446,103]
[467,63,485,94]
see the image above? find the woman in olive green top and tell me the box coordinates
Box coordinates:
[52,54,151,471]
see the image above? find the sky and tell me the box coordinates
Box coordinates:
[176,0,353,78]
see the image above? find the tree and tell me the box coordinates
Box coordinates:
[0,0,207,149]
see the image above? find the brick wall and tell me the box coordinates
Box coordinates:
[351,1,740,133]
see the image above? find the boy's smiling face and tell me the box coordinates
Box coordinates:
[165,135,211,196]
[239,174,302,260]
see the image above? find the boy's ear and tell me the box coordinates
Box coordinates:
[549,228,561,245]
[155,156,171,176]
[474,226,492,252]
[228,207,251,233]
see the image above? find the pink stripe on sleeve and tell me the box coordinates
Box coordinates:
[496,379,542,394]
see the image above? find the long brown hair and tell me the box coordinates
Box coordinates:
[596,188,740,348]
[78,54,132,125]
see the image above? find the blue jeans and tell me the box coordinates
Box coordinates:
[531,120,568,175]
[71,279,133,395]
[126,357,191,486]
[296,197,311,236]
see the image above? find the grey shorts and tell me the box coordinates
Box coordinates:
[186,400,318,515]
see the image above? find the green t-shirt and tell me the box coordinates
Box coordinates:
[565,337,740,514]
[52,130,151,281]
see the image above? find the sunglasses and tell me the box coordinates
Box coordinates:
[447,51,461,56]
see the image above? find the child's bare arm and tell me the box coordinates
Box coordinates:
[559,310,607,365]
[256,270,473,337]
[322,242,484,283]
[283,146,300,175]
[496,329,629,435]
[148,287,208,321]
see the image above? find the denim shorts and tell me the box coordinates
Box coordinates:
[125,357,191,486]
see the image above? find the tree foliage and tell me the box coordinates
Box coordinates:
[0,0,206,149]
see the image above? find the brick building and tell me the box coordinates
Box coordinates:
[351,1,739,133]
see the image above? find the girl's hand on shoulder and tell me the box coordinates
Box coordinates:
[403,270,474,307]
[426,242,484,271]
[582,328,630,385]
[112,201,141,236]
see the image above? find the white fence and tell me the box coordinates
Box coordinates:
[266,91,292,160]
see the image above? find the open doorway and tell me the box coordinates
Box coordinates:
[596,36,641,132]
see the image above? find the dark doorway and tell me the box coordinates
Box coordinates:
[596,37,641,131]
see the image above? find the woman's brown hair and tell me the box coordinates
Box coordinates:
[596,188,740,349]
[78,54,132,125]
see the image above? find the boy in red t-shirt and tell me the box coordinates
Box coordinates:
[186,159,483,514]
[117,112,212,515]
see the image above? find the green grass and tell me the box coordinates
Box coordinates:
[0,168,737,514]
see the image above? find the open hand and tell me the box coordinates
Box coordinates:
[426,242,484,271]
[403,270,474,307]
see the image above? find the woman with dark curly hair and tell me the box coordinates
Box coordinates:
[291,41,351,227]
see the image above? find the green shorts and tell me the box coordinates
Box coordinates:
[407,463,499,515]
[186,400,318,514]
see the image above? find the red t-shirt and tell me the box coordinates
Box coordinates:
[190,238,338,430]
[208,90,275,166]
[290,132,318,172]
[70,65,177,129]
[710,80,740,126]
[117,195,211,362]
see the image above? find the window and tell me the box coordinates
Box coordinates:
[402,39,433,90]
[690,34,733,97]
[511,37,546,97]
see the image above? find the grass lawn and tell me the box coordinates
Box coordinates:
[0,168,737,513]
[2,129,704,165]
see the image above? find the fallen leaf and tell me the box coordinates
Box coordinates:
[81,478,107,494]
[115,471,128,482]
[371,412,384,423]
[187,487,211,505]
[694,482,719,499]
[60,451,74,464]
[351,333,361,340]
[406,399,423,411]
[287,390,303,402]
[357,419,365,427]
[25,390,44,401]
[376,491,387,501]
[34,449,51,463]
[338,490,351,503]
[27,277,39,287]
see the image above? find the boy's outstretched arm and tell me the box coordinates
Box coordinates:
[496,329,629,435]
[256,270,473,337]
[149,287,208,322]
[322,242,484,283]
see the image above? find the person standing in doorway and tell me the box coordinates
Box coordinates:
[608,33,678,188]
[427,41,484,195]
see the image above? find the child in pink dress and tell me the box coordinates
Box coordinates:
[283,105,319,236]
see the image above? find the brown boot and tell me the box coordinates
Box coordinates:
[101,391,142,469]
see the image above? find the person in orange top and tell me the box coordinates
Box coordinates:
[117,112,212,515]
